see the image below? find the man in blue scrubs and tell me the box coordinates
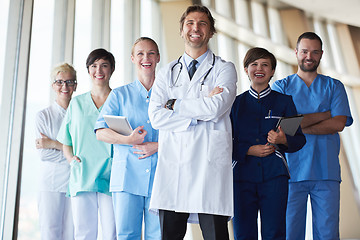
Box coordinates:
[272,32,353,240]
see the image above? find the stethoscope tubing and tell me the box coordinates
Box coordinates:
[169,53,215,88]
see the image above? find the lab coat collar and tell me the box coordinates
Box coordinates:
[249,85,271,99]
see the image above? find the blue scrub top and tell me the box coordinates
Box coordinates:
[231,86,306,183]
[94,80,158,197]
[272,74,353,182]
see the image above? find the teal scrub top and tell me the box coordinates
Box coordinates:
[57,91,112,197]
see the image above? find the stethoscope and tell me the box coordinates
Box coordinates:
[169,53,216,88]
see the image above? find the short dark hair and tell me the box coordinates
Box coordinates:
[296,32,323,50]
[86,48,115,73]
[179,5,216,35]
[131,37,159,56]
[243,47,277,70]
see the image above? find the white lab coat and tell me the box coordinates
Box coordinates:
[148,50,237,222]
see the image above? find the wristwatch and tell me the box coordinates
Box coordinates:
[166,99,176,110]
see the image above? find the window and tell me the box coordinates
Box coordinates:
[17,0,54,238]
[0,0,10,108]
[73,0,92,95]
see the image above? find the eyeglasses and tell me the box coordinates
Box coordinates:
[53,79,77,86]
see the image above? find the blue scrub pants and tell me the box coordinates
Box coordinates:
[286,180,340,240]
[233,176,288,240]
[112,191,161,240]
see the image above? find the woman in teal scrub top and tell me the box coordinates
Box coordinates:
[57,48,116,240]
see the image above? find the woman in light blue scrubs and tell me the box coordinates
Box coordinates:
[57,49,116,240]
[95,37,161,239]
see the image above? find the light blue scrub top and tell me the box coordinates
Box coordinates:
[94,80,158,197]
[57,92,112,197]
[272,74,353,182]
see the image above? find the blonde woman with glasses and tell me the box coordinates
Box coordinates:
[35,63,77,240]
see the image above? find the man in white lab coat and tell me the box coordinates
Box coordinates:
[148,5,237,240]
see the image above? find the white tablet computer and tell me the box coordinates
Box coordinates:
[103,115,133,136]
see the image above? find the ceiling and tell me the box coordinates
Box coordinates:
[278,0,360,27]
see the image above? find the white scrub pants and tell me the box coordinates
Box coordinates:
[286,180,340,240]
[38,191,74,240]
[71,192,116,240]
[112,191,161,240]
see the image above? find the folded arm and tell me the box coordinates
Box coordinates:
[176,63,237,122]
[149,68,194,131]
[96,127,147,145]
[302,115,347,135]
[35,133,63,150]
[35,112,63,152]
[301,111,331,128]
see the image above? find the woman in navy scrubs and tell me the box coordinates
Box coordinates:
[231,47,306,240]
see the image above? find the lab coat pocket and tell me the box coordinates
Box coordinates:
[208,130,232,165]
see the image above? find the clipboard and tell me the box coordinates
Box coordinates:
[103,115,133,136]
[275,114,304,136]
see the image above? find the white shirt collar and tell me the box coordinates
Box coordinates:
[183,50,209,70]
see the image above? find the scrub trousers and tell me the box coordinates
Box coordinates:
[286,180,340,240]
[233,176,288,240]
[71,192,116,240]
[112,191,161,240]
[38,191,73,240]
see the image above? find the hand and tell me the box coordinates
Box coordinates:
[128,126,147,145]
[267,126,287,145]
[247,144,275,157]
[133,142,158,159]
[208,86,223,97]
[68,155,81,163]
[35,133,52,149]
